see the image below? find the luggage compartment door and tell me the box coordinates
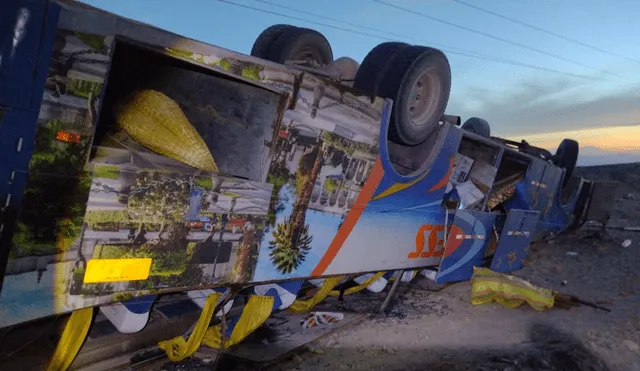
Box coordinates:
[435,210,496,284]
[490,209,539,273]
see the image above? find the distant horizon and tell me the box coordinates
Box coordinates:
[506,124,640,166]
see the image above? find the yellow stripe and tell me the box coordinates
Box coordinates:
[46,307,93,371]
[371,170,430,201]
[329,272,386,296]
[158,292,222,362]
[202,295,274,349]
[289,276,344,313]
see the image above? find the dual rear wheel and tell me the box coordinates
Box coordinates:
[250,25,452,147]
[249,25,579,182]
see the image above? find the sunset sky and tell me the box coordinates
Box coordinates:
[81,0,640,164]
[509,125,640,152]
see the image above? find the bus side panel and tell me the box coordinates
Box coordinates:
[0,29,286,327]
[538,173,583,234]
[490,210,539,273]
[533,164,563,219]
[435,210,496,284]
[524,159,547,208]
[251,71,386,281]
[273,126,463,279]
[2,0,390,326]
[372,123,462,213]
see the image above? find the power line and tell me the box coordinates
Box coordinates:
[251,0,439,47]
[371,0,624,79]
[250,0,524,63]
[215,0,604,80]
[452,0,640,65]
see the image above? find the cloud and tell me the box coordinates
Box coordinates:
[448,78,640,137]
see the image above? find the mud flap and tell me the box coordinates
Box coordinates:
[435,210,496,284]
[490,210,540,273]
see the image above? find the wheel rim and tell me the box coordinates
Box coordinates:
[408,68,441,128]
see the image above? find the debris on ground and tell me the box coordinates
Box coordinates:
[469,267,555,312]
[554,292,612,312]
[300,312,344,328]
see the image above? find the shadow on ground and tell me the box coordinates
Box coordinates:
[159,323,611,371]
[382,323,612,371]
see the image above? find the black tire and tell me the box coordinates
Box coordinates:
[376,45,451,146]
[461,117,491,138]
[250,24,298,59]
[554,139,579,185]
[353,42,410,96]
[267,27,333,65]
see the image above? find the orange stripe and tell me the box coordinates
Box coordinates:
[311,158,385,276]
[428,156,454,192]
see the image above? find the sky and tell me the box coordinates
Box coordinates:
[79,0,640,165]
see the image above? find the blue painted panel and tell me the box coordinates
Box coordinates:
[122,295,157,314]
[372,123,462,213]
[490,210,540,273]
[253,280,303,311]
[0,0,60,214]
[435,210,496,284]
[0,1,62,295]
[502,181,530,211]
[542,178,584,234]
[30,0,61,111]
[0,108,40,205]
[523,159,546,207]
[0,0,48,108]
[534,164,563,220]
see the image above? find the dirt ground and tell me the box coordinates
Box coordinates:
[260,163,640,371]
[4,165,639,371]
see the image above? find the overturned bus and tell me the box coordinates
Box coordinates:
[0,0,617,369]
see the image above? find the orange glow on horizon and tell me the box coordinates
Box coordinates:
[507,125,640,152]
